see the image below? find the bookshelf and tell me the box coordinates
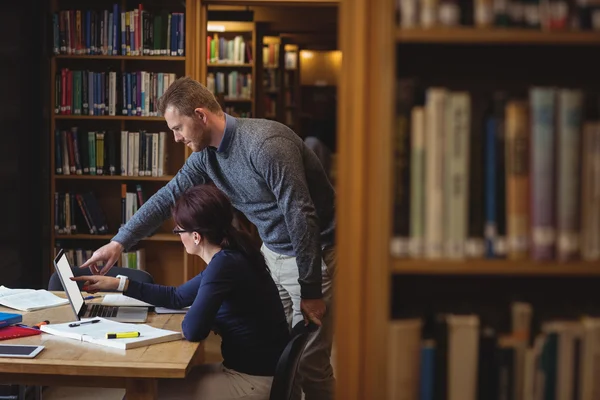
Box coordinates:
[337,0,600,398]
[205,21,256,117]
[49,0,198,287]
[283,43,300,129]
[261,35,282,121]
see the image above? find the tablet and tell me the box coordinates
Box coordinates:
[0,344,45,358]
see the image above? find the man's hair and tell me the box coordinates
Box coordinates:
[157,76,222,117]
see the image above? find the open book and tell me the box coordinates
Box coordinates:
[0,286,69,312]
[40,317,182,350]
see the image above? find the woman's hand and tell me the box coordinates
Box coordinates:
[71,275,120,293]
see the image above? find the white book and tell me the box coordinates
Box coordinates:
[41,317,182,350]
[0,286,69,312]
[425,88,446,258]
[101,294,152,307]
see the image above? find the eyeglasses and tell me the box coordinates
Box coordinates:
[172,228,187,235]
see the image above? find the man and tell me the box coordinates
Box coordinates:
[81,77,336,400]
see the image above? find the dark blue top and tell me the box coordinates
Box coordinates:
[124,249,290,376]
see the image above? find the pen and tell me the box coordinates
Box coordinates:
[83,295,101,300]
[105,331,140,339]
[69,319,100,328]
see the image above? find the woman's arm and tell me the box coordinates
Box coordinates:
[180,255,236,341]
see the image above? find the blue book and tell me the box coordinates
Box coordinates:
[0,312,22,329]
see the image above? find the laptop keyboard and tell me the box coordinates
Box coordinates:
[88,304,119,318]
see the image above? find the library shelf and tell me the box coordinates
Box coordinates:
[392,259,600,276]
[54,115,166,121]
[207,63,253,67]
[396,28,600,45]
[54,175,174,182]
[55,55,186,61]
[55,233,180,242]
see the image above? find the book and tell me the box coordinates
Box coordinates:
[0,286,69,312]
[0,326,42,341]
[40,317,182,350]
[0,312,22,328]
[101,294,152,307]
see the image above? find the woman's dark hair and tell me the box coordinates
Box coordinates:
[172,184,269,273]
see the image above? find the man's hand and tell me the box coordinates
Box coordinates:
[80,241,124,275]
[70,275,120,293]
[301,298,326,327]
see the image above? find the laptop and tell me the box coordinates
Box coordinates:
[53,249,148,323]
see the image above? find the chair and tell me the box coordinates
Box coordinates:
[48,265,154,291]
[269,321,318,400]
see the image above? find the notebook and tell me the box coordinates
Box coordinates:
[40,317,182,350]
[0,326,42,341]
[0,312,22,328]
[0,286,69,312]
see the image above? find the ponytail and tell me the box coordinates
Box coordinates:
[221,226,270,274]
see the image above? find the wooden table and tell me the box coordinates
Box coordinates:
[0,293,203,400]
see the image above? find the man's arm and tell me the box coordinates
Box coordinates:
[112,152,209,251]
[256,136,323,299]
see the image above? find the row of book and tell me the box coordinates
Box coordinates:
[55,128,168,177]
[207,34,253,65]
[52,6,185,57]
[387,302,600,400]
[223,107,252,118]
[55,69,177,117]
[121,184,145,227]
[263,42,280,68]
[54,191,108,235]
[388,303,600,400]
[55,246,146,271]
[206,72,253,100]
[391,83,600,262]
[396,0,600,30]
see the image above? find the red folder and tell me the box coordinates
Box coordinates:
[0,326,41,341]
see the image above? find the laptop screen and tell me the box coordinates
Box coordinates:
[54,251,84,316]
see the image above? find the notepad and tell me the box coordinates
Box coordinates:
[40,317,182,350]
[0,286,69,312]
[101,294,153,307]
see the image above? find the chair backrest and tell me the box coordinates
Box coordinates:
[48,265,154,291]
[269,321,317,400]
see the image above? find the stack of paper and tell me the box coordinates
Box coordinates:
[0,286,69,312]
[40,317,182,350]
[101,294,153,307]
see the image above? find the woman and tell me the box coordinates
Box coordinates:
[72,184,290,400]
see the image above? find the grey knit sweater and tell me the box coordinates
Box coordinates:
[112,114,336,299]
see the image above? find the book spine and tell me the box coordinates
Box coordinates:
[529,87,557,261]
[425,88,446,258]
[505,100,530,259]
[556,89,583,261]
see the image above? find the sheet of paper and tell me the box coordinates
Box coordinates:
[0,287,69,312]
[101,294,153,307]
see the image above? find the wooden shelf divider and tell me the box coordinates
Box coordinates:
[55,233,180,242]
[396,27,600,45]
[393,259,600,276]
[54,175,174,182]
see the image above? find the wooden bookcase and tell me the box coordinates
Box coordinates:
[205,21,256,117]
[336,0,600,398]
[48,0,199,287]
[282,43,300,130]
[261,35,283,121]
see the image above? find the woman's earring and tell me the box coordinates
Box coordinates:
[194,241,199,246]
